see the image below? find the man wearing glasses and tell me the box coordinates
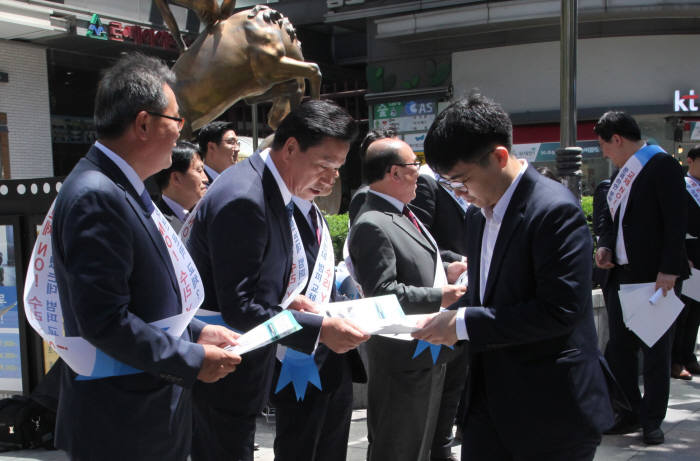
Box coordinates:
[197,121,240,183]
[348,137,466,461]
[413,95,613,461]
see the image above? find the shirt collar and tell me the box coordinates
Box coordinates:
[94,141,145,196]
[292,196,313,216]
[260,148,292,206]
[481,159,528,222]
[203,163,219,181]
[161,194,188,222]
[368,189,405,213]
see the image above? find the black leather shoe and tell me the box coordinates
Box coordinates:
[604,417,641,435]
[643,427,664,445]
[686,360,700,375]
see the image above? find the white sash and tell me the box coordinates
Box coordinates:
[686,175,700,208]
[419,164,469,213]
[303,204,335,305]
[24,199,204,377]
[607,144,666,219]
[281,211,309,309]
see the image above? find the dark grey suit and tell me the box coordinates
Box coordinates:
[348,192,447,461]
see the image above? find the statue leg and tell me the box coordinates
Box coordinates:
[250,55,322,101]
[154,0,187,52]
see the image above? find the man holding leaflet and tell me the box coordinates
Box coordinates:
[348,137,466,461]
[594,111,689,444]
[271,187,367,461]
[49,53,241,460]
[413,95,613,460]
[185,100,369,461]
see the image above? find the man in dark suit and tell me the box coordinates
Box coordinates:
[153,140,208,233]
[50,53,240,460]
[594,111,689,444]
[349,137,466,461]
[674,144,700,376]
[414,95,614,460]
[185,100,369,461]
[197,121,240,183]
[411,169,470,461]
[272,192,367,461]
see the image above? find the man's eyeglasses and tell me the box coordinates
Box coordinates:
[147,111,185,130]
[393,161,421,168]
[437,176,468,192]
[223,138,240,147]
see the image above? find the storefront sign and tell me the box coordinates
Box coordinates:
[691,122,700,141]
[51,116,97,145]
[0,225,22,397]
[373,99,436,132]
[674,90,699,112]
[86,14,177,51]
[511,140,601,163]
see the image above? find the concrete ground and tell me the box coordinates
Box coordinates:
[0,374,698,461]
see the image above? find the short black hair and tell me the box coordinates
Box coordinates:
[363,140,403,184]
[424,94,512,175]
[154,141,199,190]
[688,144,700,160]
[360,129,397,182]
[271,100,358,151]
[593,111,642,142]
[197,121,235,159]
[94,53,175,139]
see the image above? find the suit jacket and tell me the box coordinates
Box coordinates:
[599,153,689,282]
[185,152,323,414]
[592,178,612,290]
[52,146,206,460]
[410,173,468,262]
[155,196,184,233]
[460,166,613,454]
[686,178,700,268]
[275,205,366,403]
[348,184,369,225]
[349,192,445,370]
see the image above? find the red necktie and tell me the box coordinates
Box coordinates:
[403,206,421,233]
[309,206,321,244]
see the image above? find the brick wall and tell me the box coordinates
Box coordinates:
[0,40,53,179]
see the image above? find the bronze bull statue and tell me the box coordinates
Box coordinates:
[166,5,321,135]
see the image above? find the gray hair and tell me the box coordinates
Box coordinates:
[94,53,176,139]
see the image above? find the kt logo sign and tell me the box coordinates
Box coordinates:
[675,90,698,112]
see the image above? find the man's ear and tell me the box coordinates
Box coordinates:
[493,146,509,168]
[171,171,183,186]
[133,111,150,141]
[282,137,299,159]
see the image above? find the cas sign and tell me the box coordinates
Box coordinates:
[674,90,699,112]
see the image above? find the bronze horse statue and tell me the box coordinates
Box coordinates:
[161,4,321,136]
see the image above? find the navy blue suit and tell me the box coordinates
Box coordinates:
[186,152,323,461]
[599,153,689,432]
[52,146,206,460]
[271,204,366,461]
[459,166,613,459]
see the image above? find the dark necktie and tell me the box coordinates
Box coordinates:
[285,202,294,218]
[402,206,421,233]
[309,206,321,245]
[139,189,154,216]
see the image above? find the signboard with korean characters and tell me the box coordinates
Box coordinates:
[372,100,437,133]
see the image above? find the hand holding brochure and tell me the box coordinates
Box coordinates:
[224,310,302,355]
[323,294,427,338]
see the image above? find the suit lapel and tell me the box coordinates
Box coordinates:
[365,194,434,252]
[481,167,533,304]
[86,147,180,296]
[466,208,485,306]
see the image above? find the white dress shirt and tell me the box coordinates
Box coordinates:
[368,189,405,213]
[455,160,528,340]
[94,141,145,196]
[260,148,292,206]
[161,194,188,223]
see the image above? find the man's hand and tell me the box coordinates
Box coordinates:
[197,325,240,348]
[288,295,320,314]
[595,247,615,269]
[446,261,468,284]
[319,317,370,354]
[655,272,678,296]
[412,310,458,346]
[441,284,466,307]
[197,345,241,383]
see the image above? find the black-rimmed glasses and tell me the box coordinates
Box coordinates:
[147,111,185,130]
[394,161,421,168]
